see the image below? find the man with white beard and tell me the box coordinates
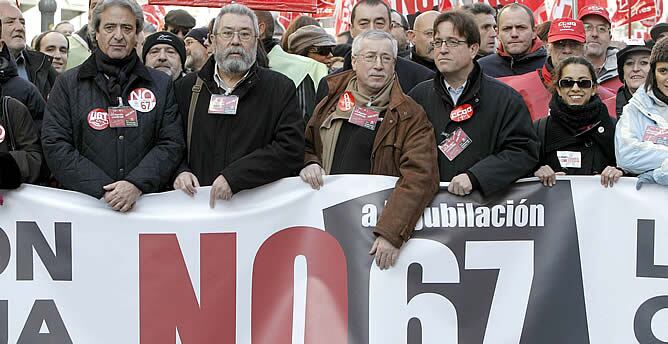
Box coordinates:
[173,3,304,208]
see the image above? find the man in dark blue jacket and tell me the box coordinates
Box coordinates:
[42,0,184,212]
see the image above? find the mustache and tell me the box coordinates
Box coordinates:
[223,47,247,58]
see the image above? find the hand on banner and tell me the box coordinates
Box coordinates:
[369,236,399,270]
[600,166,623,188]
[210,175,233,208]
[174,171,200,196]
[534,165,565,187]
[448,173,473,196]
[103,181,142,212]
[299,163,326,190]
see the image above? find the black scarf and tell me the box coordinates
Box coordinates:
[94,49,138,102]
[550,94,605,133]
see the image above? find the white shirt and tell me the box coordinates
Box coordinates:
[213,62,251,95]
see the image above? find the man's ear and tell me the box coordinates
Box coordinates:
[258,21,266,37]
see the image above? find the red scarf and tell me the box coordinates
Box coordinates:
[540,64,553,89]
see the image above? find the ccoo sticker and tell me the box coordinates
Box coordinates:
[0,125,5,143]
[338,91,355,112]
[87,108,109,130]
[128,88,157,113]
[450,104,474,122]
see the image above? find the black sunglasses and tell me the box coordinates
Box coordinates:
[558,79,594,89]
[169,27,190,36]
[309,46,333,56]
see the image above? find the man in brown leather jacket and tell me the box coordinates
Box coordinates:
[301,30,439,270]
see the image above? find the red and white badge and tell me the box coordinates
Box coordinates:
[0,125,5,143]
[87,108,109,130]
[209,94,239,115]
[338,91,355,112]
[557,151,582,169]
[349,106,380,130]
[439,127,472,161]
[642,125,668,146]
[109,106,138,128]
[450,104,474,122]
[128,88,157,113]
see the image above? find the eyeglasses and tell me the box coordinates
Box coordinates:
[358,53,394,65]
[214,30,256,42]
[431,38,468,48]
[308,46,333,56]
[391,21,407,30]
[583,24,610,34]
[558,79,594,89]
[168,27,189,36]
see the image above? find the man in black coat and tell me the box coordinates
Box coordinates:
[0,2,57,99]
[314,0,434,110]
[409,10,539,196]
[41,0,184,212]
[173,4,304,208]
[0,42,45,131]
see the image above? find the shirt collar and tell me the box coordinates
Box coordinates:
[443,79,466,93]
[214,61,251,94]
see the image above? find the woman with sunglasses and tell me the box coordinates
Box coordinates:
[288,25,337,70]
[616,38,668,187]
[534,56,622,187]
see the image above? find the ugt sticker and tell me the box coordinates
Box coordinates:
[87,108,109,130]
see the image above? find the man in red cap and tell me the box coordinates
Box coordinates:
[579,5,622,91]
[498,18,616,120]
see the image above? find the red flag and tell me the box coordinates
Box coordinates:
[142,5,166,31]
[612,0,656,26]
[438,0,453,12]
[550,0,574,19]
[334,0,354,34]
[148,0,317,13]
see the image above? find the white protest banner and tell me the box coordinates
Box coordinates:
[0,176,667,343]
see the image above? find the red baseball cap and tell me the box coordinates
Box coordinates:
[578,5,611,24]
[548,18,586,43]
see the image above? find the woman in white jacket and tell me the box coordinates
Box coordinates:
[616,37,668,188]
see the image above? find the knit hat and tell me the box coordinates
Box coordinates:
[650,23,668,43]
[548,18,586,43]
[142,31,186,69]
[164,9,196,30]
[650,36,668,66]
[185,27,209,47]
[616,42,652,82]
[288,25,336,54]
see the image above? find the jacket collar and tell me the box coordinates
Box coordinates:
[410,47,437,71]
[198,55,259,98]
[432,60,483,107]
[0,44,18,83]
[497,37,545,59]
[539,58,554,88]
[77,51,152,82]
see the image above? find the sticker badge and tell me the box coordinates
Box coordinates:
[439,127,472,161]
[0,125,5,143]
[338,91,355,112]
[557,151,582,169]
[108,107,138,128]
[128,88,157,113]
[642,125,668,146]
[348,106,380,130]
[87,108,109,130]
[450,104,474,122]
[209,95,239,115]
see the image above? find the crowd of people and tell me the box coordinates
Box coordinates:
[0,0,667,268]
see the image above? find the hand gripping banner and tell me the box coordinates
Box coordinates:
[0,176,667,343]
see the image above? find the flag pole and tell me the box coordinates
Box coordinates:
[573,0,578,19]
[628,0,634,39]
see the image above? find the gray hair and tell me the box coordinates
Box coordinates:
[89,0,144,39]
[213,4,260,37]
[351,30,398,58]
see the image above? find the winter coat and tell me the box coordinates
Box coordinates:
[615,86,668,180]
[174,57,305,192]
[41,55,185,198]
[409,61,540,195]
[0,45,46,131]
[478,38,547,78]
[0,97,42,187]
[306,70,439,248]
